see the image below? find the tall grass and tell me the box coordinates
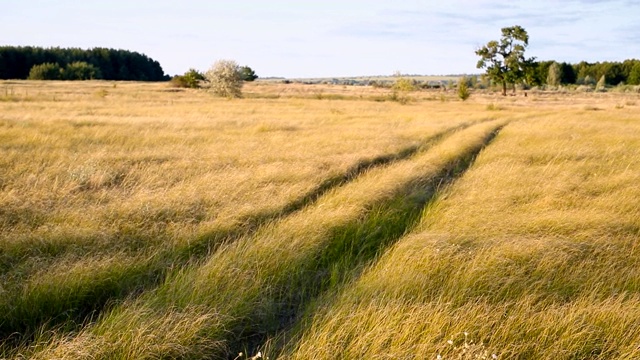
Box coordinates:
[3,80,639,358]
[282,114,640,359]
[26,119,505,359]
[1,81,492,352]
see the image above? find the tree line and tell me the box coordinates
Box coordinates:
[0,46,167,81]
[528,59,640,87]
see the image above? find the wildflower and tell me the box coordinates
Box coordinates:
[437,355,442,360]
[492,354,498,359]
[447,339,454,345]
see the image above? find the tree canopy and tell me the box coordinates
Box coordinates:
[476,25,533,95]
[239,66,258,81]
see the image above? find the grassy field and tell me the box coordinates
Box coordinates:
[1,80,639,359]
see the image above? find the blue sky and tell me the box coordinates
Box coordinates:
[2,1,639,78]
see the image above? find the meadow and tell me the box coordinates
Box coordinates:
[1,80,639,359]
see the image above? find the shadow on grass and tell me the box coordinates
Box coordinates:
[225,125,505,357]
[180,120,479,262]
[0,122,482,353]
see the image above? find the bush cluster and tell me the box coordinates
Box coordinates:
[28,61,100,80]
[170,69,206,88]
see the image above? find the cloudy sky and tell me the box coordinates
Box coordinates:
[2,1,639,78]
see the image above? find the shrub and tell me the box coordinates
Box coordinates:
[204,60,243,98]
[62,61,100,80]
[28,63,62,80]
[458,77,471,101]
[170,69,205,88]
[392,77,415,92]
[184,68,205,87]
[170,75,189,88]
[388,75,415,104]
[239,66,258,82]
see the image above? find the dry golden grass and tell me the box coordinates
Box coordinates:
[1,81,480,265]
[21,106,505,358]
[1,80,640,359]
[1,80,485,353]
[282,109,640,359]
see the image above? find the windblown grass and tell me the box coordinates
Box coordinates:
[281,113,640,359]
[0,80,489,353]
[25,118,506,359]
[2,80,639,359]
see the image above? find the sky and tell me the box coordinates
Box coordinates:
[2,0,640,78]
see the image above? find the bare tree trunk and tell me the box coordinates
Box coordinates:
[502,81,507,96]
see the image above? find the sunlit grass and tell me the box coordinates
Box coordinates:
[1,80,489,351]
[282,114,640,359]
[2,80,640,359]
[27,119,506,359]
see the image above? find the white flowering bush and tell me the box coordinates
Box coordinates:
[205,59,243,98]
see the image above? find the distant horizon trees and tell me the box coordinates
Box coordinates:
[0,46,167,81]
[529,59,640,87]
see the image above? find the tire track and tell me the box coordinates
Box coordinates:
[236,123,507,356]
[0,121,480,351]
[26,120,507,360]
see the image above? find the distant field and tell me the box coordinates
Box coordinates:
[1,80,639,359]
[257,75,465,85]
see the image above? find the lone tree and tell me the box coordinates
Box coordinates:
[205,59,243,97]
[476,25,533,96]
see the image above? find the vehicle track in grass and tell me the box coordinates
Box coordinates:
[279,115,640,359]
[0,120,486,353]
[25,120,507,360]
[235,122,507,356]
